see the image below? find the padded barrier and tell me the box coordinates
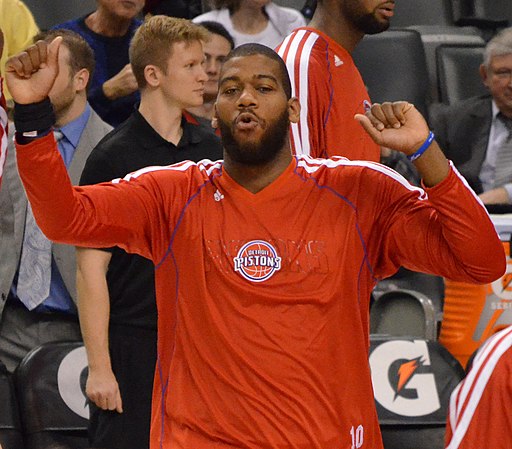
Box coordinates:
[14,342,89,449]
[370,336,465,449]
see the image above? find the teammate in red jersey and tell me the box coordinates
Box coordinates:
[0,29,7,189]
[6,39,505,449]
[277,0,395,161]
[445,325,512,449]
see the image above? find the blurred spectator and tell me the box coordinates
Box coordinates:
[0,0,39,103]
[277,0,395,161]
[53,0,144,127]
[0,29,111,373]
[431,27,512,205]
[193,0,306,48]
[445,325,512,449]
[188,21,234,121]
[77,16,222,449]
[143,0,203,18]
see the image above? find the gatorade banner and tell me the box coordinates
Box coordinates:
[369,337,464,425]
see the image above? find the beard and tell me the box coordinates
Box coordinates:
[218,108,290,166]
[354,12,390,34]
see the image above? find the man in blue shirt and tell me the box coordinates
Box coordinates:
[53,0,144,127]
[0,29,112,372]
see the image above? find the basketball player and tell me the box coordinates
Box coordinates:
[277,0,395,161]
[6,39,505,449]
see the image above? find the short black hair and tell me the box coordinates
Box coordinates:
[197,21,235,50]
[224,43,292,99]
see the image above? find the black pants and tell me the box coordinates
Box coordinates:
[88,324,157,449]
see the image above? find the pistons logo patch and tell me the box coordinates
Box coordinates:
[233,240,281,282]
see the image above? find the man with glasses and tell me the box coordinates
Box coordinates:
[431,27,512,205]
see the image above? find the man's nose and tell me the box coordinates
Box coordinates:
[238,88,257,107]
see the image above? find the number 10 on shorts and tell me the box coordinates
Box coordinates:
[350,425,364,448]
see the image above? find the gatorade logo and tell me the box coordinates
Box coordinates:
[233,240,281,282]
[57,346,89,419]
[369,340,440,417]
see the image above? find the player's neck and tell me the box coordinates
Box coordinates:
[309,7,364,53]
[231,5,268,35]
[224,148,292,194]
[139,98,183,146]
[85,10,132,37]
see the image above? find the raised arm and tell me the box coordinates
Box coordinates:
[356,102,505,284]
[5,38,163,259]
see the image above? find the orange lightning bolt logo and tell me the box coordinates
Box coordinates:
[394,357,421,399]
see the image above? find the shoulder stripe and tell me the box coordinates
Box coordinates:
[296,155,427,197]
[279,30,319,156]
[111,159,222,184]
[446,326,512,449]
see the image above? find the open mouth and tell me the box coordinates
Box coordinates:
[235,112,260,130]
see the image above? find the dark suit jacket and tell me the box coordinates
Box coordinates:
[0,108,112,315]
[430,95,492,194]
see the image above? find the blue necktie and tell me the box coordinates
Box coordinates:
[16,130,63,309]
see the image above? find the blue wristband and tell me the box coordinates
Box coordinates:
[407,131,435,162]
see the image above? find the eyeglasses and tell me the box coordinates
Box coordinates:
[491,69,512,81]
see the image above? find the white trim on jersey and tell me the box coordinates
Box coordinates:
[111,159,222,184]
[446,326,512,449]
[278,30,319,156]
[296,155,427,198]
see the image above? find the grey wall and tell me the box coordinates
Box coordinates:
[23,0,97,30]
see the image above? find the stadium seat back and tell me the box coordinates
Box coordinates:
[369,337,465,449]
[370,289,439,341]
[408,25,484,103]
[352,29,430,119]
[23,0,97,30]
[436,43,487,104]
[391,0,454,27]
[14,342,89,449]
[0,362,24,449]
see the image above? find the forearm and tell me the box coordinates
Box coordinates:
[394,165,505,283]
[76,248,112,372]
[15,122,153,257]
[412,140,450,187]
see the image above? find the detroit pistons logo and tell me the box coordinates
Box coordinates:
[233,240,282,282]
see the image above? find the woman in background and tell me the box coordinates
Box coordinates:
[193,0,306,48]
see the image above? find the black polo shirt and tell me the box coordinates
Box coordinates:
[79,109,223,330]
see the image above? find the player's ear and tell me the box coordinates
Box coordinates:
[211,103,219,129]
[288,97,300,124]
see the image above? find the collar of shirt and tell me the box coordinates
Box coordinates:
[54,104,91,167]
[131,108,204,151]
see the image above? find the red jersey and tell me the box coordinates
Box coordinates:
[445,326,512,449]
[16,134,504,449]
[0,80,7,188]
[277,28,380,161]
